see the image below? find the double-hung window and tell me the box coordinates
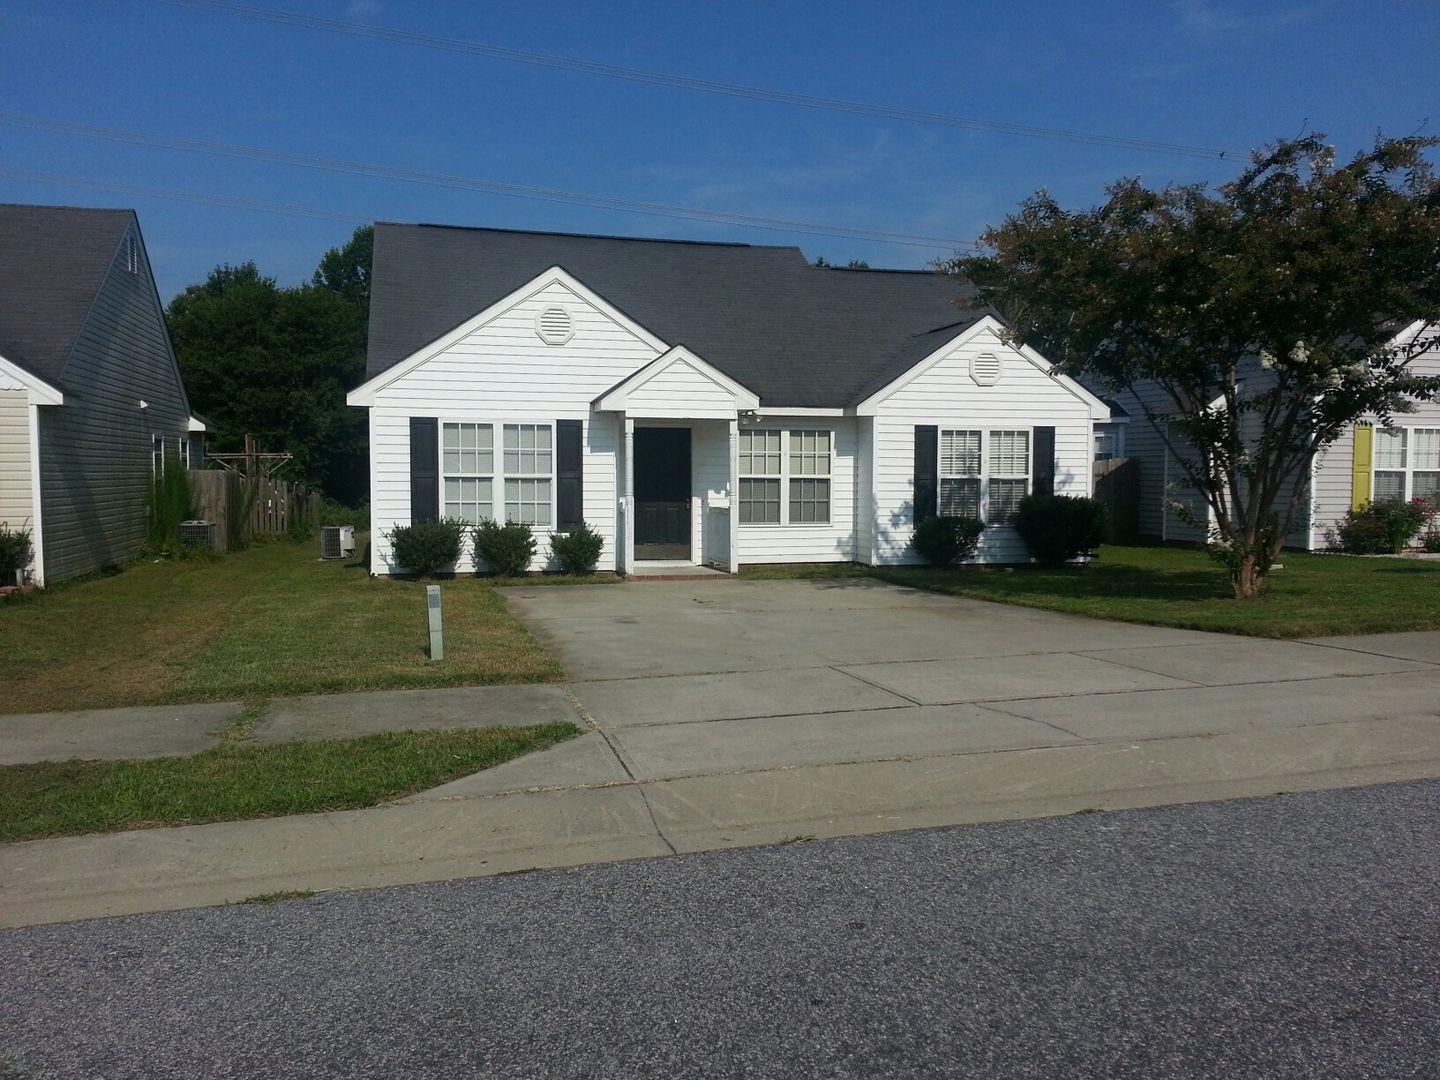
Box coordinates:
[788,430,831,523]
[739,429,782,524]
[937,428,1030,525]
[939,430,982,518]
[503,423,553,526]
[151,433,164,476]
[443,422,494,523]
[1094,423,1124,461]
[1375,427,1440,503]
[988,430,1030,524]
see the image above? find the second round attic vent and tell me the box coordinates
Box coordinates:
[536,306,574,345]
[970,351,1003,386]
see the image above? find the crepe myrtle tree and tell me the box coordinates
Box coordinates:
[948,134,1440,599]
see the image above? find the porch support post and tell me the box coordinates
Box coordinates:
[623,414,636,574]
[728,417,740,574]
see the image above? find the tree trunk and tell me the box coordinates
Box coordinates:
[1231,554,1265,600]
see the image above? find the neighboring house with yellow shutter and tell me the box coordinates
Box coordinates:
[1092,319,1439,550]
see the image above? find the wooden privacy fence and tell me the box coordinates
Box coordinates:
[190,470,319,551]
[1093,457,1140,545]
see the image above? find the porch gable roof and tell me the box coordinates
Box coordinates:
[593,344,760,417]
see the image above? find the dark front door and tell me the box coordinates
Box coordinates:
[634,427,691,560]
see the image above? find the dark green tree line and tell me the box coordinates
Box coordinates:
[168,226,373,505]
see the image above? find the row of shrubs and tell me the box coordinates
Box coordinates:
[389,496,1112,578]
[912,494,1111,568]
[1336,497,1439,555]
[387,519,605,578]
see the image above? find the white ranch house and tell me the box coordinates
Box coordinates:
[347,223,1112,575]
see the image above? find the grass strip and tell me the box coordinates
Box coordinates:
[0,722,579,842]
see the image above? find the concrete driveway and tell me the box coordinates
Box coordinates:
[506,577,1440,788]
[6,578,1439,929]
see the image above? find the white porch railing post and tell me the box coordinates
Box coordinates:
[623,414,635,574]
[728,417,740,574]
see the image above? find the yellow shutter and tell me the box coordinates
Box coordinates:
[1351,424,1373,511]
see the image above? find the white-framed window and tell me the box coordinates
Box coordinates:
[739,428,782,524]
[788,430,831,524]
[151,433,164,475]
[937,428,1030,525]
[503,423,553,526]
[178,437,191,470]
[443,422,494,524]
[939,429,982,518]
[1094,423,1125,461]
[988,430,1030,525]
[1375,427,1440,503]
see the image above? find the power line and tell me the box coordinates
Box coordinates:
[0,167,374,225]
[154,0,1240,162]
[0,112,978,250]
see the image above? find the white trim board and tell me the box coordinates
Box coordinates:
[593,344,760,415]
[0,353,64,406]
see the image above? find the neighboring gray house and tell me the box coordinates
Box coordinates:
[0,204,209,585]
[348,223,1108,575]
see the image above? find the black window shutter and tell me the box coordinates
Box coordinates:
[556,419,584,530]
[1033,426,1056,497]
[409,417,439,524]
[914,425,938,523]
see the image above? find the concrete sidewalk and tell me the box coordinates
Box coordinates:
[0,684,577,765]
[3,579,1439,928]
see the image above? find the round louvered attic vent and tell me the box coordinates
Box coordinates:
[970,351,1003,386]
[535,306,575,345]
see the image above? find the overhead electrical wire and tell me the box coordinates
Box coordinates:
[0,112,980,250]
[153,0,1241,162]
[0,167,376,225]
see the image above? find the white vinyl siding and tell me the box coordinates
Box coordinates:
[871,323,1093,565]
[368,278,661,574]
[0,392,34,557]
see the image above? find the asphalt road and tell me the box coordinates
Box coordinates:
[4,782,1438,1079]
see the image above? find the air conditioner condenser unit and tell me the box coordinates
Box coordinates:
[320,524,356,560]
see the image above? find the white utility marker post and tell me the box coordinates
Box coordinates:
[426,584,444,661]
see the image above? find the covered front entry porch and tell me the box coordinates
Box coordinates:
[593,344,757,575]
[615,416,739,574]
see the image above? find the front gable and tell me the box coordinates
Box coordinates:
[347,266,669,407]
[854,316,1108,417]
[593,345,759,418]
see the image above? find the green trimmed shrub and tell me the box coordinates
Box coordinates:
[0,521,32,581]
[1338,498,1435,554]
[474,520,538,577]
[550,523,604,575]
[386,519,466,576]
[1016,494,1111,565]
[912,515,985,567]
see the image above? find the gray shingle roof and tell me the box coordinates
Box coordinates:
[365,223,986,408]
[0,204,134,386]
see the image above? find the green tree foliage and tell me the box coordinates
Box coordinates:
[168,226,373,505]
[950,135,1440,598]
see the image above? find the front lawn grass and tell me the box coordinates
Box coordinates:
[0,535,567,714]
[745,546,1440,638]
[0,722,579,842]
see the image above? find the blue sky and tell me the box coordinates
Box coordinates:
[3,0,1437,299]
